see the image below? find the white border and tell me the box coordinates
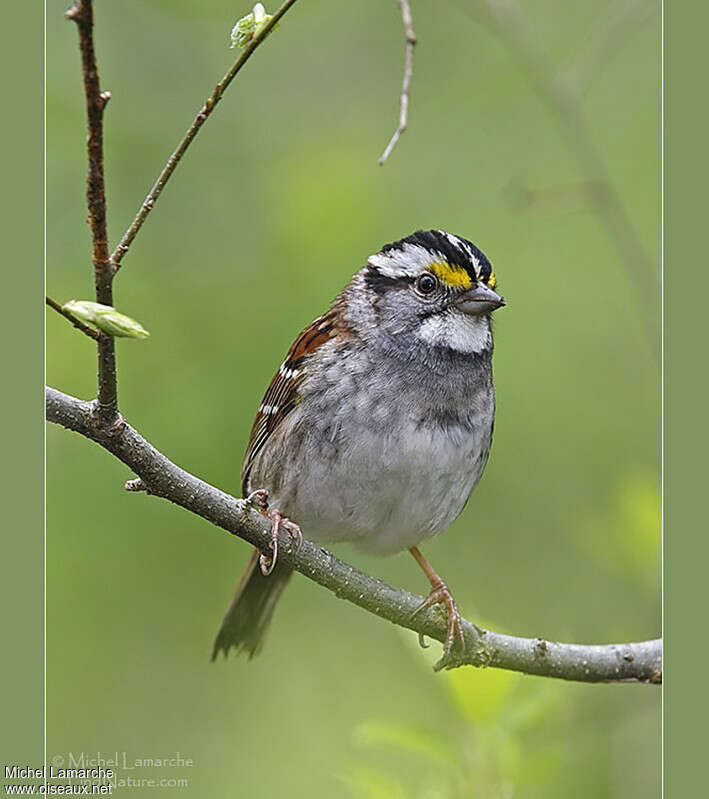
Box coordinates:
[43,0,48,781]
[660,0,667,796]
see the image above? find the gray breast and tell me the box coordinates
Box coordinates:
[250,340,495,555]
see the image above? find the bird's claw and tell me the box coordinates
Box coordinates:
[247,494,302,576]
[281,517,303,550]
[410,582,465,670]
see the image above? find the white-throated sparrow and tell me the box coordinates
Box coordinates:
[213,230,505,669]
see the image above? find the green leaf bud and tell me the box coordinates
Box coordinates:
[62,300,150,339]
[230,3,276,49]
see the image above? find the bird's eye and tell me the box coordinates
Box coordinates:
[416,273,438,295]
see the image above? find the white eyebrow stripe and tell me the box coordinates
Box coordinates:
[369,234,486,282]
[368,243,437,277]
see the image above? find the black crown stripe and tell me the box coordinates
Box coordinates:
[380,229,492,283]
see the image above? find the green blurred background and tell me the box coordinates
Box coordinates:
[46,0,660,796]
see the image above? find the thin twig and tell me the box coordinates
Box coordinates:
[46,296,102,342]
[379,0,417,165]
[46,386,662,683]
[66,0,117,420]
[109,0,301,273]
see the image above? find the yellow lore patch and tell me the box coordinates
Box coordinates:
[487,271,497,289]
[429,261,473,289]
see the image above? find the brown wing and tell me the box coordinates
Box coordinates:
[240,311,339,495]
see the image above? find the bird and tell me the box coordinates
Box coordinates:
[212,229,505,669]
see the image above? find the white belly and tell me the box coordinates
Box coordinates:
[282,416,489,555]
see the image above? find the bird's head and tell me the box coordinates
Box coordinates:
[351,229,505,355]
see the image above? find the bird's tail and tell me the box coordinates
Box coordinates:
[212,548,294,660]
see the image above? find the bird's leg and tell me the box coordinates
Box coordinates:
[245,490,303,576]
[409,546,465,670]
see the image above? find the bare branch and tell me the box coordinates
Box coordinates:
[379,0,417,165]
[66,0,117,420]
[46,386,662,684]
[109,0,301,273]
[46,296,102,342]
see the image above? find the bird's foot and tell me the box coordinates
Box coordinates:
[246,490,302,575]
[408,546,468,670]
[410,579,465,671]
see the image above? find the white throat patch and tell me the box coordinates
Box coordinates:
[418,311,491,353]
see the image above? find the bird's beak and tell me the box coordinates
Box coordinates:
[455,284,506,315]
